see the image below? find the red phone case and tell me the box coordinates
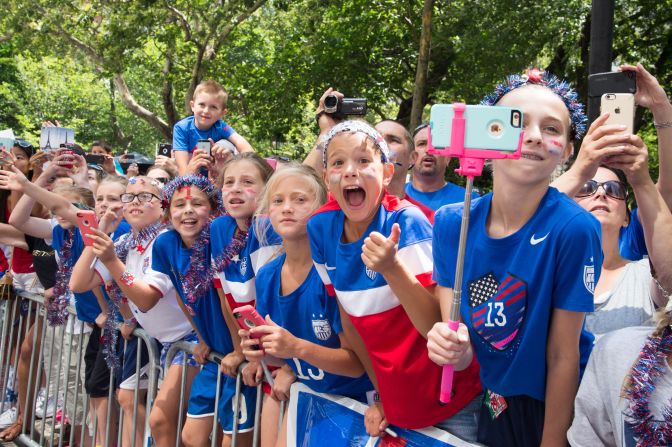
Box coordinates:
[232,305,266,339]
[76,211,99,246]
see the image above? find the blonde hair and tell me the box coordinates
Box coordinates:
[254,162,327,246]
[193,80,228,109]
[53,185,95,209]
[99,175,128,189]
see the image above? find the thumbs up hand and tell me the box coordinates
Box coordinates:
[361,222,401,276]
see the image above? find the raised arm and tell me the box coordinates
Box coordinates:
[303,88,344,175]
[0,223,28,250]
[621,63,672,209]
[605,134,672,307]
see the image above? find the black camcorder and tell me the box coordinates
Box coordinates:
[324,95,367,116]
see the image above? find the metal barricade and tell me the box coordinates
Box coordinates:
[164,342,265,447]
[0,291,161,447]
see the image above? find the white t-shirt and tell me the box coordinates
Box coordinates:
[95,233,193,343]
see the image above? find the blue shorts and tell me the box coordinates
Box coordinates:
[159,332,200,369]
[117,335,150,390]
[186,362,257,433]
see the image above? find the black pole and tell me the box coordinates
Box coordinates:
[587,0,615,123]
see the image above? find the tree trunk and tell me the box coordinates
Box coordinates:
[113,74,172,139]
[409,0,434,132]
[108,79,130,150]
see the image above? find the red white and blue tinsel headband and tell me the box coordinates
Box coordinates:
[321,120,391,167]
[481,68,588,140]
[161,175,224,214]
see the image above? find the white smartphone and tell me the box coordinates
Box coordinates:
[196,139,211,156]
[601,93,635,134]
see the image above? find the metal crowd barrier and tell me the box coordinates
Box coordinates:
[0,291,160,447]
[163,342,265,447]
[0,292,270,447]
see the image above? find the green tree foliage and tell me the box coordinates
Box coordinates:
[0,0,669,169]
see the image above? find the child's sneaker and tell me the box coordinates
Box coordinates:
[0,407,17,429]
[35,388,58,419]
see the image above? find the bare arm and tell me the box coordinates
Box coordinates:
[303,87,344,176]
[605,134,672,307]
[336,301,377,388]
[8,193,52,239]
[227,133,254,153]
[0,223,28,250]
[174,151,191,176]
[541,309,584,447]
[69,246,102,293]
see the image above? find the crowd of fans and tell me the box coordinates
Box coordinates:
[0,64,670,447]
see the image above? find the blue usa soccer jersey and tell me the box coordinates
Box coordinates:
[307,193,482,429]
[255,253,373,399]
[151,229,233,356]
[433,187,603,402]
[210,215,281,310]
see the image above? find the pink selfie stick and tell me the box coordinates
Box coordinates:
[429,103,523,404]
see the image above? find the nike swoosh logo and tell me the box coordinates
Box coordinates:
[325,265,337,271]
[530,233,550,245]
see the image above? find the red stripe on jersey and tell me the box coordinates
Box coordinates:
[325,283,336,297]
[213,277,222,289]
[404,195,435,224]
[415,271,435,288]
[347,305,482,428]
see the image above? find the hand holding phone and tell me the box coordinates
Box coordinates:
[232,305,276,385]
[233,305,267,340]
[76,210,99,246]
[196,139,211,156]
[156,143,172,158]
[601,93,635,134]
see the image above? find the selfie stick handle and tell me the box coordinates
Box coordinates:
[438,103,479,404]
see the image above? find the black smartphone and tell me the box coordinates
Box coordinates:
[156,143,172,157]
[587,71,637,123]
[85,154,105,165]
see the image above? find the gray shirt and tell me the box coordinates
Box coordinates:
[585,259,655,339]
[568,326,672,447]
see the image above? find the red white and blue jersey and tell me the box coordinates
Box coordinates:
[210,215,281,310]
[433,188,603,401]
[151,229,233,355]
[307,193,482,429]
[255,253,373,399]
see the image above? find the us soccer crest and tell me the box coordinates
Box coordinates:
[312,316,332,341]
[240,256,248,276]
[365,265,377,281]
[583,262,595,294]
[468,272,527,351]
[142,257,150,274]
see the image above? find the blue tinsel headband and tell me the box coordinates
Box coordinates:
[321,120,391,167]
[161,175,224,214]
[481,68,588,140]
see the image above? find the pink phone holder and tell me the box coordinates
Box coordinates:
[427,103,524,179]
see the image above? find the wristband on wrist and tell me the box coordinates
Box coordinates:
[123,316,137,326]
[119,271,135,287]
[653,120,672,129]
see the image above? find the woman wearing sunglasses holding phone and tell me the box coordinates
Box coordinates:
[574,157,668,338]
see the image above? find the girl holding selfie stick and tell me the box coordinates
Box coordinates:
[427,69,603,446]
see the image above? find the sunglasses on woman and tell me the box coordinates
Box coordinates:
[575,180,627,200]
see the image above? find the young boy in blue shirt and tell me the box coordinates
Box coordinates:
[172,80,254,175]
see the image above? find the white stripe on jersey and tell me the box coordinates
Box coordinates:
[313,262,332,287]
[217,272,257,304]
[251,245,280,274]
[397,240,433,276]
[335,284,400,317]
